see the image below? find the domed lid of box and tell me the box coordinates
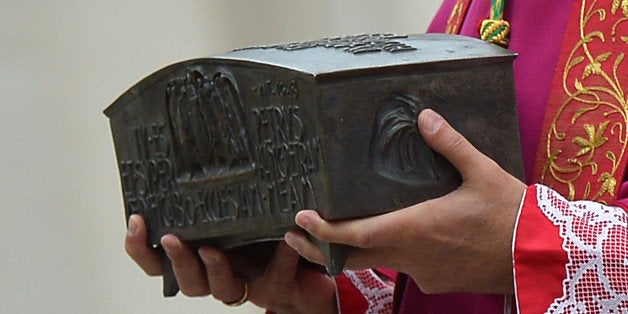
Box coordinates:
[105,33,515,117]
[214,33,516,81]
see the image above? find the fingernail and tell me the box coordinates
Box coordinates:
[295,212,311,231]
[198,248,218,266]
[420,109,443,134]
[127,215,139,237]
[284,232,299,250]
[160,235,177,258]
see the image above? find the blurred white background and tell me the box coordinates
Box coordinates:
[0,1,440,313]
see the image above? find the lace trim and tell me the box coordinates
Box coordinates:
[343,269,394,314]
[536,184,628,313]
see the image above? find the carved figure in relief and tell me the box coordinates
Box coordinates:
[370,94,446,186]
[166,70,253,182]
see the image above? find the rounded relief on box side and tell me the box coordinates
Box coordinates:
[369,94,454,187]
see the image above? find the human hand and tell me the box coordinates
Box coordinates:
[285,109,526,294]
[124,215,337,313]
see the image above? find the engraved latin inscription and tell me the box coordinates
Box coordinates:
[118,122,304,228]
[119,123,178,220]
[118,72,321,229]
[254,79,299,99]
[251,77,321,213]
[252,105,320,213]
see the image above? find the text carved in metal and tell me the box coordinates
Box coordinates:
[118,69,323,230]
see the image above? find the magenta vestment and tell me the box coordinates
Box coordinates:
[397,0,575,312]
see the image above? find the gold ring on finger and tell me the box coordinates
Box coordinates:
[223,282,249,307]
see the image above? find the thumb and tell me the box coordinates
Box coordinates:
[417,109,489,180]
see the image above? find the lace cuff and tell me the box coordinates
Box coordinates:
[336,269,395,314]
[514,184,628,313]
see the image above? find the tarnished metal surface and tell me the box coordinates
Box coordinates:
[105,33,522,296]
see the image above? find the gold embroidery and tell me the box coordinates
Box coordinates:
[446,0,467,34]
[541,0,628,202]
[611,0,628,16]
[572,122,610,157]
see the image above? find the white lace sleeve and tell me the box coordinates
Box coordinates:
[536,185,628,312]
[343,269,395,314]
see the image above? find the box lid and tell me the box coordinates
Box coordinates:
[215,33,515,80]
[105,33,515,117]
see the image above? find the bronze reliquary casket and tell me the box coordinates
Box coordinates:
[105,33,523,296]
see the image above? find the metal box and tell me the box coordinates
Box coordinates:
[105,33,522,296]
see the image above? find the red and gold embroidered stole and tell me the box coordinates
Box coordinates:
[444,0,627,203]
[533,0,628,203]
[445,0,472,34]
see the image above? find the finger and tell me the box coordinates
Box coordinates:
[198,246,245,303]
[284,230,327,265]
[124,214,162,276]
[342,248,384,270]
[161,234,209,297]
[286,229,407,271]
[294,209,413,249]
[417,109,491,180]
[264,241,300,286]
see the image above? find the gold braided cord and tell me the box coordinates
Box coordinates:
[481,0,510,47]
[480,19,511,47]
[490,0,506,19]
